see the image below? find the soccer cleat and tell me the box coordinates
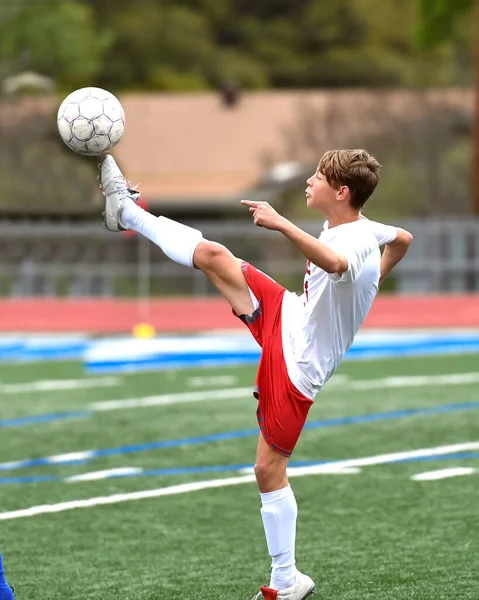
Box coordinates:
[251,571,316,600]
[99,154,141,232]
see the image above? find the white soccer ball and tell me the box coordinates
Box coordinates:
[57,87,125,156]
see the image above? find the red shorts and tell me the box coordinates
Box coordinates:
[236,262,313,457]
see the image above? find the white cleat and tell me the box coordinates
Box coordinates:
[251,571,316,600]
[99,154,140,232]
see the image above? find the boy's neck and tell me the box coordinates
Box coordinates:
[325,209,362,229]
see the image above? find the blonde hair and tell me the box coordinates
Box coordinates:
[318,149,381,210]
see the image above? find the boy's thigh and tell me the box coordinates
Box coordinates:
[193,241,254,315]
[256,331,314,457]
[194,241,286,344]
[236,262,286,346]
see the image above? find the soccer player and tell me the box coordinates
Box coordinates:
[99,149,413,600]
[0,553,14,600]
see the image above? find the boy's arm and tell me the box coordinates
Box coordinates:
[278,220,348,274]
[379,228,413,286]
[240,200,347,274]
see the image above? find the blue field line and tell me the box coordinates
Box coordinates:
[0,474,60,485]
[0,452,478,486]
[86,356,259,373]
[0,332,478,365]
[0,410,92,428]
[302,401,479,431]
[2,389,478,432]
[85,342,479,373]
[0,338,89,362]
[344,343,479,361]
[2,399,479,473]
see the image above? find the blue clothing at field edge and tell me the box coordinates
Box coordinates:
[0,554,14,600]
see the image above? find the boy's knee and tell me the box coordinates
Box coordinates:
[254,455,286,491]
[193,240,231,270]
[253,459,270,484]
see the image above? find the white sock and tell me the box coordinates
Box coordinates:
[121,198,203,268]
[260,484,297,590]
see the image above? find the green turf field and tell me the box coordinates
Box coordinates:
[1,353,478,599]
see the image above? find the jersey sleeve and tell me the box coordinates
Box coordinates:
[327,237,376,285]
[365,219,397,246]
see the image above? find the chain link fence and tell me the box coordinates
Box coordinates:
[0,218,478,298]
[0,88,477,297]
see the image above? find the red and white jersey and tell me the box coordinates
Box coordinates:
[281,217,397,399]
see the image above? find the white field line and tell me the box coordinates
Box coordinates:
[91,387,253,411]
[89,372,479,413]
[63,465,360,484]
[307,466,360,474]
[187,375,238,388]
[239,441,479,476]
[47,451,95,464]
[0,475,258,520]
[66,467,142,483]
[411,467,476,481]
[1,441,478,521]
[319,374,350,386]
[335,372,479,391]
[0,450,96,472]
[0,376,121,395]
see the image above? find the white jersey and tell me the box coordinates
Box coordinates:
[281,217,397,399]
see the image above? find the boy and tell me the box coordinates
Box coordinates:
[99,149,413,599]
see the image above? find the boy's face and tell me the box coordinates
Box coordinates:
[305,168,338,211]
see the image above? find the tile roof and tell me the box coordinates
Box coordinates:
[1,89,473,205]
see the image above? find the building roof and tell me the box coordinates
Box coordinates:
[116,88,474,204]
[1,88,474,206]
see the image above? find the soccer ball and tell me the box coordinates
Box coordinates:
[57,87,125,156]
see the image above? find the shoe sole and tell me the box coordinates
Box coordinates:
[99,158,126,232]
[101,199,125,232]
[299,584,316,599]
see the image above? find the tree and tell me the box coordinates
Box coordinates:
[0,0,475,92]
[0,104,99,213]
[418,0,474,47]
[417,0,478,213]
[0,0,112,89]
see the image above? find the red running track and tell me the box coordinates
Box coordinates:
[0,295,477,332]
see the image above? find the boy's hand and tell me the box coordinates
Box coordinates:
[241,200,286,231]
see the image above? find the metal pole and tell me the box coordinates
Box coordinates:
[138,233,151,323]
[475,0,479,214]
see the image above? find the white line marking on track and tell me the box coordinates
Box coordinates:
[187,375,238,388]
[238,465,361,475]
[0,475,258,520]
[66,467,142,483]
[239,441,479,476]
[66,465,360,482]
[0,377,122,395]
[47,451,94,464]
[1,441,478,521]
[288,442,479,474]
[86,372,479,414]
[411,467,476,481]
[91,387,253,411]
[314,466,361,474]
[329,372,479,391]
